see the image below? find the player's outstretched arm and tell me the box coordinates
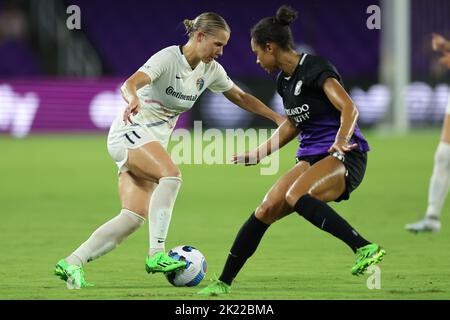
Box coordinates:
[232,118,299,165]
[323,78,359,154]
[223,84,285,126]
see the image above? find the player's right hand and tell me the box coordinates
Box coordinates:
[123,96,141,124]
[232,150,261,166]
[328,139,358,154]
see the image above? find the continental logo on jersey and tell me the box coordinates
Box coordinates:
[165,86,198,101]
[196,77,205,91]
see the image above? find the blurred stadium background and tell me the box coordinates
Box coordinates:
[1,0,450,300]
[1,0,450,136]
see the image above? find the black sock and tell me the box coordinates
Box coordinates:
[294,194,370,253]
[219,213,270,285]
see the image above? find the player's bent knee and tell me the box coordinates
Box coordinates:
[285,189,326,207]
[139,167,181,183]
[285,189,307,208]
[158,175,183,185]
[305,188,326,202]
[156,164,182,180]
[255,201,279,225]
[128,208,147,219]
[161,168,182,179]
[120,203,148,218]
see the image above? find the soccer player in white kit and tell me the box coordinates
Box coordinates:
[406,33,450,233]
[54,12,284,289]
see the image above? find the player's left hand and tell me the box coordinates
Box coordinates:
[328,138,358,154]
[231,150,261,166]
[123,96,141,125]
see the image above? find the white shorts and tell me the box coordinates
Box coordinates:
[107,110,176,173]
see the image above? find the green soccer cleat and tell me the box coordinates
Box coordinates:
[54,259,94,289]
[145,252,186,274]
[351,243,386,276]
[197,276,231,296]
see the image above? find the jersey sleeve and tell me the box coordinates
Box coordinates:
[138,49,173,83]
[305,56,342,90]
[207,62,234,93]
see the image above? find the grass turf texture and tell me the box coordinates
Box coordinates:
[1,130,450,299]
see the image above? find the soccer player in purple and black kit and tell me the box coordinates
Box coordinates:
[199,5,386,296]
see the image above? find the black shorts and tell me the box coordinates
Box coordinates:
[296,149,368,202]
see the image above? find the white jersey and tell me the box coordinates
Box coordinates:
[136,45,234,127]
[107,45,234,172]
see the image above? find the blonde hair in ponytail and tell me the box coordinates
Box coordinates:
[183,12,230,38]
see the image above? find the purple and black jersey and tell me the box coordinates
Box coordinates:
[276,54,370,157]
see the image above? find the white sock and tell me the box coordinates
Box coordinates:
[425,142,450,220]
[148,176,182,257]
[65,209,145,266]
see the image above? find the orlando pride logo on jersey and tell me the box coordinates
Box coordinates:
[285,103,310,123]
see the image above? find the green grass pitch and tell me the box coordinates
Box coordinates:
[1,129,450,300]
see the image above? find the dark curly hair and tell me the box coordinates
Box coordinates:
[251,5,298,51]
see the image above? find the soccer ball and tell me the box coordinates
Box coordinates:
[164,245,207,287]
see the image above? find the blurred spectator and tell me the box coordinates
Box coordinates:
[0,4,41,76]
[430,31,450,79]
[0,4,27,43]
